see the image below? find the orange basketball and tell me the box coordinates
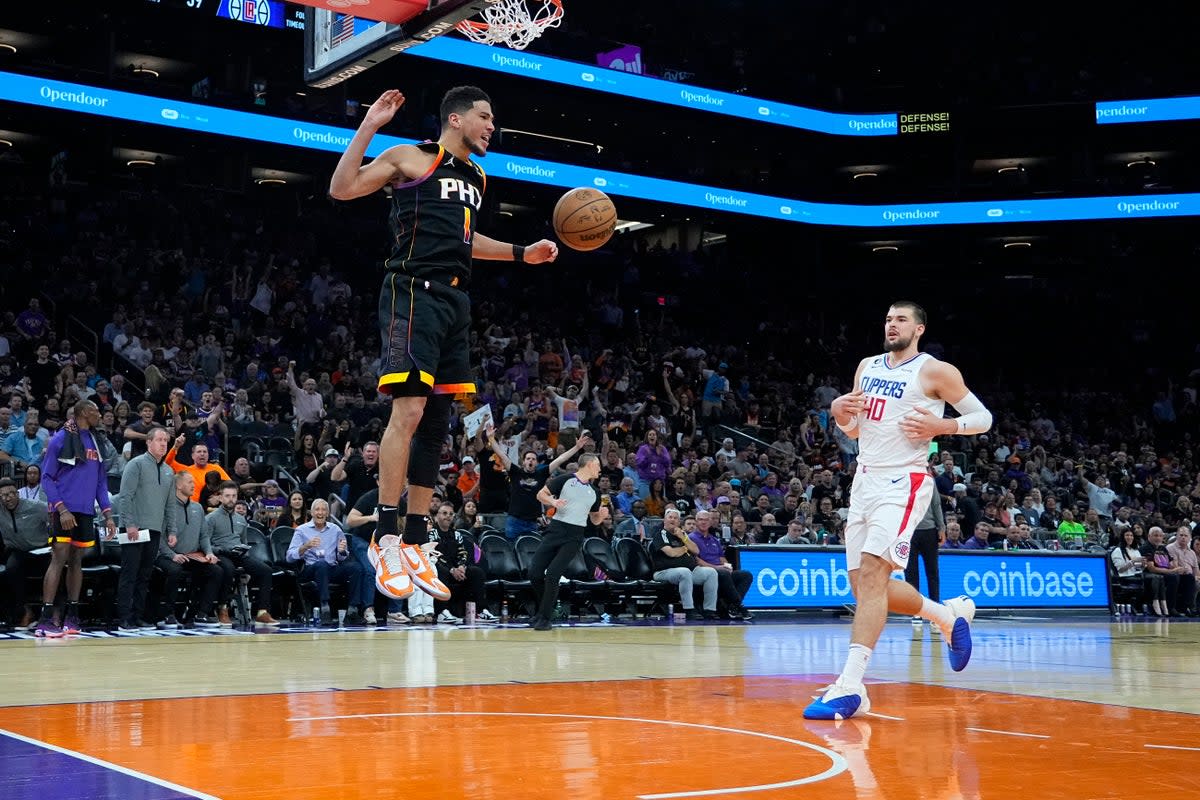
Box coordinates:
[552,187,617,251]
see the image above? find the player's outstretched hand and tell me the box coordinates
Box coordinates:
[524,239,559,264]
[364,90,405,130]
[831,388,865,423]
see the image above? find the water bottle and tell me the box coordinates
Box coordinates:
[666,603,674,624]
[600,613,612,624]
[311,605,321,627]
[465,601,476,625]
[500,600,509,624]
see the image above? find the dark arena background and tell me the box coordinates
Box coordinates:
[0,2,1198,798]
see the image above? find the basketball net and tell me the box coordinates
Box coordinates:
[456,0,563,50]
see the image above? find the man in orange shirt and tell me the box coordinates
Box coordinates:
[455,456,480,502]
[538,339,563,385]
[166,435,231,501]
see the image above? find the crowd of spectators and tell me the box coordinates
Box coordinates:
[1,172,1199,628]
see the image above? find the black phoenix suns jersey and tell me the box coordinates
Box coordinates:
[384,141,486,282]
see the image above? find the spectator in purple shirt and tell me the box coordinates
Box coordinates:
[940,521,966,549]
[962,521,992,550]
[688,510,753,620]
[252,479,288,528]
[503,355,530,393]
[15,298,49,344]
[758,472,786,503]
[635,429,672,499]
[35,400,116,637]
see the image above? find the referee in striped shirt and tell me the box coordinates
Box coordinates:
[529,453,607,631]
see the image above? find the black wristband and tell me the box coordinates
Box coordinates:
[513,244,526,263]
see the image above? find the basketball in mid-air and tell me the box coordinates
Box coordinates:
[552,187,617,251]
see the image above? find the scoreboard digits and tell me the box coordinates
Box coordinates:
[143,0,305,30]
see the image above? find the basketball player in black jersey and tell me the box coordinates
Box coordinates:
[330,86,558,601]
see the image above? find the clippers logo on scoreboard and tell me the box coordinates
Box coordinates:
[221,0,276,26]
[143,0,297,28]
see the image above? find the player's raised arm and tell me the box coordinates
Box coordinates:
[329,90,421,200]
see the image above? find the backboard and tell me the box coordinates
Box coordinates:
[300,0,562,89]
[303,0,495,88]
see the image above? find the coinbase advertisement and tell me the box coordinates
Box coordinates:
[6,71,1200,228]
[738,549,1111,609]
[409,37,898,137]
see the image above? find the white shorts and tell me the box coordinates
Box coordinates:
[844,468,934,570]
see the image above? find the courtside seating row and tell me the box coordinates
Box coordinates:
[17,525,326,626]
[475,533,674,617]
[15,525,678,624]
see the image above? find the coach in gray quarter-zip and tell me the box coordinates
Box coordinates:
[204,481,277,627]
[116,426,177,630]
[155,472,223,628]
[0,478,48,627]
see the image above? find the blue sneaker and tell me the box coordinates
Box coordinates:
[803,681,870,720]
[943,595,975,672]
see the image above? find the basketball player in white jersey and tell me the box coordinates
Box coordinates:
[805,301,993,720]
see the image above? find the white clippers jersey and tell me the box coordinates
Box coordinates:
[856,352,945,471]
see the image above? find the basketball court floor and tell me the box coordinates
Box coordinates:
[0,615,1196,800]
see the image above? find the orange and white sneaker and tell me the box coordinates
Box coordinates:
[400,543,451,601]
[368,535,414,599]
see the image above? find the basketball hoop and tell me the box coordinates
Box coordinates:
[456,0,563,50]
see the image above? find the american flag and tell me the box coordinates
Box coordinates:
[330,14,357,48]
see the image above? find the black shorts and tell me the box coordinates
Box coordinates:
[377,272,476,397]
[49,512,96,548]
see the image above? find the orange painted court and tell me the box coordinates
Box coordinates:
[1,620,1198,799]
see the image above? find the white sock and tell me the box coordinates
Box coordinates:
[921,598,955,633]
[838,643,872,687]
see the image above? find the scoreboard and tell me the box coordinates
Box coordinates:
[143,0,306,30]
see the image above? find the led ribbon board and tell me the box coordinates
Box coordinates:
[739,548,1111,610]
[5,72,1200,226]
[1096,96,1200,124]
[407,37,899,137]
